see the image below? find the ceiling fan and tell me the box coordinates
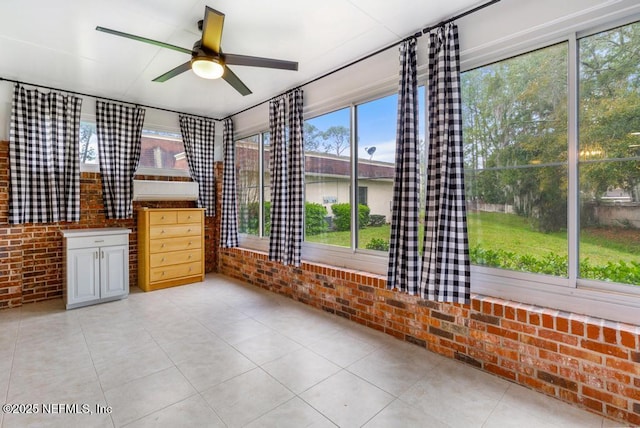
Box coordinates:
[96,6,298,96]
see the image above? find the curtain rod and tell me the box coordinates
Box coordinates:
[223,0,501,121]
[0,77,220,122]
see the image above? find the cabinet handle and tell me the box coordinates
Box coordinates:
[161,243,165,248]
[94,240,104,243]
[95,251,98,259]
[101,250,104,259]
[188,254,192,259]
[161,257,165,262]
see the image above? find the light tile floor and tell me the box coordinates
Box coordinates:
[0,274,626,427]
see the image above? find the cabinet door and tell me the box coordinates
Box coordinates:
[100,245,129,299]
[67,247,100,306]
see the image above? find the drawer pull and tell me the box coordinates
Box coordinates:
[161,216,165,220]
[188,241,192,246]
[188,255,192,259]
[94,239,104,243]
[161,243,165,248]
[161,257,165,262]
[160,230,165,234]
[187,228,192,232]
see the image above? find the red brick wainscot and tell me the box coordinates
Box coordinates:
[0,141,218,308]
[218,247,640,426]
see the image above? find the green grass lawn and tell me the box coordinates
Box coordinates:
[306,225,392,248]
[306,211,639,268]
[467,211,639,266]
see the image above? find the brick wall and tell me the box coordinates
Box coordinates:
[218,247,640,425]
[0,141,217,308]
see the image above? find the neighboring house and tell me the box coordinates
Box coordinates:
[235,140,395,222]
[139,135,189,171]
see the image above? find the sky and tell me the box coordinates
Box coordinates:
[305,86,425,164]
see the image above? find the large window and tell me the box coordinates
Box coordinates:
[236,134,261,235]
[356,94,397,252]
[233,11,639,323]
[304,108,351,247]
[578,22,640,286]
[79,121,188,176]
[462,43,569,277]
[236,132,271,237]
[137,130,189,174]
[463,21,640,289]
[237,90,423,258]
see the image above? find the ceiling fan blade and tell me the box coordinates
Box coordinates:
[223,67,252,96]
[152,61,192,82]
[96,26,192,55]
[201,7,225,53]
[224,53,298,71]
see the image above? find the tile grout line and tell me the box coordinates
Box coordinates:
[77,306,121,428]
[0,307,23,428]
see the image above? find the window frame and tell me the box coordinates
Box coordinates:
[78,119,190,178]
[466,16,640,323]
[235,11,640,324]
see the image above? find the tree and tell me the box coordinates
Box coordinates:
[321,126,350,156]
[304,123,323,152]
[579,23,640,203]
[462,43,569,232]
[79,122,97,163]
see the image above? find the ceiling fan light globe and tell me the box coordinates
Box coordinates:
[191,57,224,79]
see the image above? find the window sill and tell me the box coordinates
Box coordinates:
[79,164,191,178]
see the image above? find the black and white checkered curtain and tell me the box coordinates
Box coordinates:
[268,89,305,266]
[96,101,145,219]
[420,23,471,304]
[179,115,216,216]
[387,38,420,295]
[9,84,82,224]
[286,89,305,266]
[268,95,288,263]
[220,118,239,248]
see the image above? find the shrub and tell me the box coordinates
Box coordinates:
[369,214,386,227]
[365,238,389,251]
[239,201,271,235]
[469,245,640,283]
[331,203,370,231]
[305,202,328,236]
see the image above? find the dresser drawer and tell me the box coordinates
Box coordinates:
[149,211,178,225]
[150,249,202,268]
[178,210,202,224]
[150,236,201,253]
[150,262,202,283]
[138,208,205,292]
[149,224,201,239]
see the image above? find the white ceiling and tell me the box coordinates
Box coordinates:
[0,0,482,119]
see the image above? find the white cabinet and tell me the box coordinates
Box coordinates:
[62,228,131,309]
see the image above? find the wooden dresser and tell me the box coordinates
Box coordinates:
[137,208,205,292]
